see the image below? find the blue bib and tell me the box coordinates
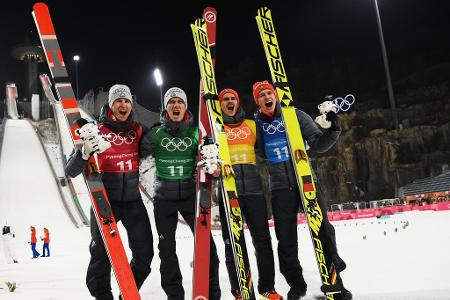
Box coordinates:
[257,116,290,163]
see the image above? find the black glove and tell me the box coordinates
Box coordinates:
[326,111,340,131]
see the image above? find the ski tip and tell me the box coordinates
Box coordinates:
[32,2,56,36]
[257,6,270,16]
[33,2,48,11]
[203,7,217,23]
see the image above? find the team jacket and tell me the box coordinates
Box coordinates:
[223,108,263,196]
[65,104,148,202]
[255,104,340,191]
[42,229,50,243]
[140,111,198,201]
[31,228,37,244]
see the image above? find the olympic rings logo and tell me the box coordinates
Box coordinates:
[106,130,137,145]
[226,127,251,140]
[161,137,193,152]
[262,120,285,134]
[334,94,356,112]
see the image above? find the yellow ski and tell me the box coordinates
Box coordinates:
[191,21,256,300]
[256,7,340,299]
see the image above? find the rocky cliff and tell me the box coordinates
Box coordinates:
[315,99,450,207]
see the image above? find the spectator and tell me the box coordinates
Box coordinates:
[30,226,40,258]
[41,227,50,257]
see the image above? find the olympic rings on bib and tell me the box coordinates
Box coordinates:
[226,127,252,140]
[161,137,193,152]
[106,130,137,145]
[262,120,285,134]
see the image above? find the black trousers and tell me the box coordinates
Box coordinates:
[153,193,221,300]
[271,187,342,289]
[86,201,154,300]
[220,193,276,294]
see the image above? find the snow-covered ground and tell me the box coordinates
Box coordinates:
[1,119,450,299]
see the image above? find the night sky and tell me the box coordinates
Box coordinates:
[1,0,450,115]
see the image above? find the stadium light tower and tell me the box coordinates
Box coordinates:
[73,55,80,100]
[373,0,399,130]
[153,68,163,109]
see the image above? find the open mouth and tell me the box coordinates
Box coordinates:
[173,111,180,116]
[226,104,235,112]
[265,101,273,108]
[119,110,128,116]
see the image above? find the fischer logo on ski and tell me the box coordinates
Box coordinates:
[256,7,340,298]
[192,17,256,300]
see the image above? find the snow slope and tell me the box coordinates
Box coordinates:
[1,119,450,299]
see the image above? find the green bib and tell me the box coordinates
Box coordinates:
[152,125,198,179]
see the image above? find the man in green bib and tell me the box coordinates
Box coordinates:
[141,87,221,300]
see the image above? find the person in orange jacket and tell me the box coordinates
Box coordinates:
[41,227,50,257]
[30,226,40,258]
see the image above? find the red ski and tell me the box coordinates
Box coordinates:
[192,7,217,299]
[32,3,140,299]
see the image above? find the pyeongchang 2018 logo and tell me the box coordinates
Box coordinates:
[262,120,285,134]
[106,130,137,145]
[161,137,193,152]
[226,127,251,141]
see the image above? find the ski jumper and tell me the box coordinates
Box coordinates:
[219,108,276,295]
[65,105,154,300]
[255,104,343,291]
[143,112,221,300]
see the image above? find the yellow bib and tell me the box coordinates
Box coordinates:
[225,119,257,165]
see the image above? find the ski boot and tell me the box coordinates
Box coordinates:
[331,288,352,300]
[287,282,307,300]
[260,288,284,299]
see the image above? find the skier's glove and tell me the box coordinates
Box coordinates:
[76,121,111,160]
[198,143,220,175]
[315,99,339,129]
[326,111,340,131]
[81,138,101,160]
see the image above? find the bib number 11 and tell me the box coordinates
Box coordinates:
[274,146,289,159]
[117,160,132,171]
[168,165,184,176]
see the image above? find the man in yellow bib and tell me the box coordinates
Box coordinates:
[218,88,283,300]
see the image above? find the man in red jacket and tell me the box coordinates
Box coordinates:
[41,227,50,257]
[30,226,40,258]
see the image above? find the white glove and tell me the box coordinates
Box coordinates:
[76,122,111,160]
[315,114,331,129]
[315,100,339,129]
[81,138,100,160]
[198,143,220,175]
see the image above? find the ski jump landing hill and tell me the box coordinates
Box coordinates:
[2,117,450,299]
[0,118,86,262]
